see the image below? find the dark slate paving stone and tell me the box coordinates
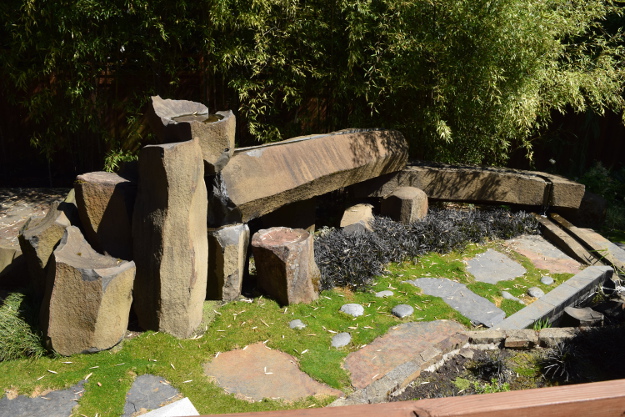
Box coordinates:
[123,374,181,417]
[466,249,526,284]
[405,278,506,327]
[0,380,85,417]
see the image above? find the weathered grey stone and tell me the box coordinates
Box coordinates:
[501,291,524,305]
[563,306,604,327]
[331,332,351,348]
[551,213,625,271]
[381,187,428,224]
[391,304,414,318]
[207,223,249,301]
[289,319,306,330]
[208,129,408,225]
[74,171,136,260]
[541,276,555,285]
[351,162,585,209]
[538,327,578,348]
[406,278,506,327]
[18,191,80,298]
[340,303,365,317]
[340,204,374,232]
[147,96,236,175]
[132,138,208,338]
[466,249,526,284]
[375,290,394,298]
[527,287,545,298]
[40,226,135,356]
[251,227,320,305]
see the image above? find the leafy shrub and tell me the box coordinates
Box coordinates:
[315,208,539,291]
[0,292,46,361]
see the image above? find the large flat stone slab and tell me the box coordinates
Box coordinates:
[351,162,584,209]
[123,374,183,417]
[504,235,582,274]
[344,321,465,389]
[208,129,408,225]
[0,380,84,417]
[405,278,506,327]
[466,249,526,284]
[204,342,342,402]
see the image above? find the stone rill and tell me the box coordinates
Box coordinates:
[251,227,320,305]
[40,226,135,356]
[132,138,208,338]
[74,171,136,260]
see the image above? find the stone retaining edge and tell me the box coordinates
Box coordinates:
[329,326,584,407]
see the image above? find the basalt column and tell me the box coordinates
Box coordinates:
[132,138,208,338]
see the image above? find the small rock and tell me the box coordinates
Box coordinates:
[289,319,306,330]
[527,287,545,298]
[391,304,414,318]
[331,332,351,348]
[540,276,554,285]
[501,291,525,305]
[375,290,394,298]
[459,348,475,360]
[340,304,364,317]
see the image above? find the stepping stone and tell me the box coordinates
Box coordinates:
[505,235,582,274]
[0,380,85,417]
[501,291,524,305]
[123,374,182,417]
[391,304,414,318]
[141,398,199,416]
[527,287,545,298]
[204,342,342,402]
[343,321,465,389]
[289,319,306,330]
[375,290,394,298]
[466,249,526,284]
[405,278,506,327]
[332,333,352,348]
[340,303,364,317]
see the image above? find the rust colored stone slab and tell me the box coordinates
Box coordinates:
[344,320,465,390]
[208,129,408,225]
[504,234,582,274]
[204,342,342,402]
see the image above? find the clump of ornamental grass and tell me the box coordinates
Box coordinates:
[0,291,47,361]
[315,207,539,291]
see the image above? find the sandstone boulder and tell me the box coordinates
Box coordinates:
[40,226,135,356]
[340,204,374,232]
[74,171,136,260]
[18,191,80,297]
[208,129,408,226]
[251,227,320,305]
[207,223,250,301]
[132,138,208,338]
[381,187,428,224]
[147,96,235,175]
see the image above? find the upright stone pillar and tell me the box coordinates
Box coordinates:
[251,227,320,305]
[132,138,208,338]
[207,223,250,301]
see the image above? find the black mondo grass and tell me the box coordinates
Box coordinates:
[314,207,539,291]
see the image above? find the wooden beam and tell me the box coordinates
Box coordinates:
[204,379,625,417]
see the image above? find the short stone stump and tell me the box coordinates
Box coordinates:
[251,227,320,305]
[381,186,428,224]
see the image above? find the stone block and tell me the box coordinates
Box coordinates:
[147,96,236,175]
[132,138,208,338]
[18,191,80,298]
[340,204,374,232]
[74,171,136,260]
[351,162,585,209]
[503,330,538,349]
[40,226,135,356]
[538,327,579,348]
[208,129,408,225]
[381,187,428,224]
[207,223,250,301]
[251,227,320,305]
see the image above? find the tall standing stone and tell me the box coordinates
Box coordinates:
[74,171,136,260]
[132,138,208,338]
[207,223,250,301]
[41,226,135,356]
[18,191,80,298]
[251,227,320,305]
